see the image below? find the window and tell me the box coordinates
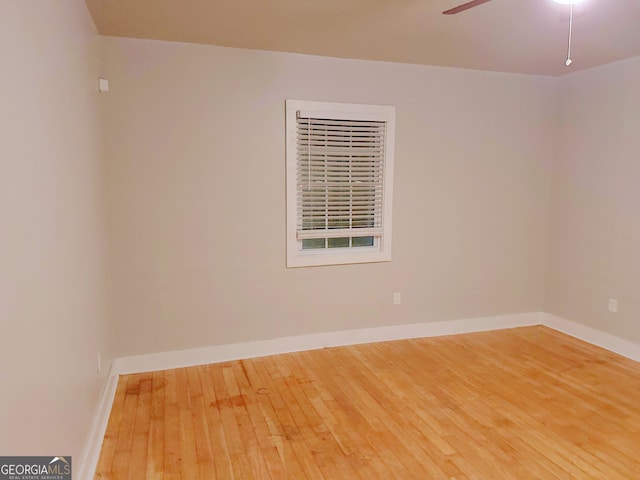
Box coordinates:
[286,100,395,267]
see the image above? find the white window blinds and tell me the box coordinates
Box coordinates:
[286,99,395,267]
[296,114,386,241]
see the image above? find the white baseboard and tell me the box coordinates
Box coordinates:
[77,364,120,480]
[108,313,640,377]
[542,313,640,362]
[112,312,542,376]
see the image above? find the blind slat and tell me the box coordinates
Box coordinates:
[297,227,383,240]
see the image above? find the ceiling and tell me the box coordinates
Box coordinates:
[85,0,640,76]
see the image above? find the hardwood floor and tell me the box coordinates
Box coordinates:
[95,326,640,479]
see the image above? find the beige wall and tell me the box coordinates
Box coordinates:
[0,0,109,463]
[546,56,640,343]
[102,37,557,357]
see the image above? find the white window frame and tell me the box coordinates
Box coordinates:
[285,99,395,268]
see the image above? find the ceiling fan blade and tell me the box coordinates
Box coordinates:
[443,0,492,15]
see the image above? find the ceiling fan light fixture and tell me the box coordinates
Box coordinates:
[553,0,583,4]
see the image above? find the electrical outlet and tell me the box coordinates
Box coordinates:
[393,292,402,306]
[608,298,618,313]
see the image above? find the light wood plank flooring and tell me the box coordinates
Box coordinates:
[95,326,640,479]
